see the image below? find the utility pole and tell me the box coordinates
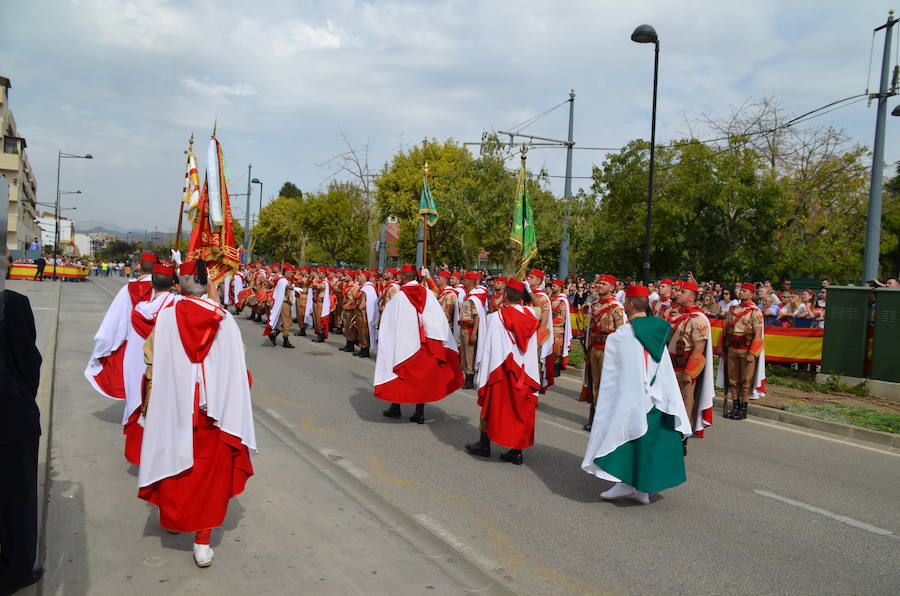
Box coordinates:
[378,222,387,270]
[863,10,900,283]
[558,90,575,280]
[244,163,252,253]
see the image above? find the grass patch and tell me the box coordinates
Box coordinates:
[765,365,869,397]
[567,341,585,368]
[781,403,899,434]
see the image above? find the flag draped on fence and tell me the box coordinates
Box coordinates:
[186,133,240,282]
[510,148,537,277]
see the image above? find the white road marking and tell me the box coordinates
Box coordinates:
[745,418,900,458]
[413,513,497,570]
[753,489,898,539]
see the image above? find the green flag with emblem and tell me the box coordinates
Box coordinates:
[510,155,537,275]
[418,178,438,227]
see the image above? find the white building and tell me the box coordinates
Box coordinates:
[37,213,76,255]
[1,76,41,254]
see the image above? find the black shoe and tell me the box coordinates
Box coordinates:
[2,567,44,596]
[409,413,425,424]
[311,333,324,343]
[268,330,280,345]
[583,423,592,432]
[724,399,742,419]
[298,327,307,336]
[283,337,295,349]
[499,449,523,465]
[246,312,255,320]
[339,341,353,352]
[465,440,491,457]
[554,363,562,377]
[382,404,402,419]
[682,437,688,456]
[734,402,748,420]
[356,347,370,358]
[463,373,474,389]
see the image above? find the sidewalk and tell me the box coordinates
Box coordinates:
[16,279,473,595]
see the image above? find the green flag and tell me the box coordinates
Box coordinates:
[510,162,537,274]
[418,179,438,227]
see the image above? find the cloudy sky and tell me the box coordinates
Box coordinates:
[3,0,899,233]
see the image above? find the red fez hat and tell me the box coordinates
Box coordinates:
[450,271,462,278]
[659,278,673,285]
[495,276,508,283]
[529,269,545,279]
[401,264,415,273]
[464,271,482,280]
[598,274,617,285]
[553,279,565,287]
[506,278,525,292]
[284,265,293,272]
[681,280,699,293]
[673,279,683,288]
[338,268,345,273]
[301,265,310,271]
[369,270,379,276]
[179,260,200,276]
[317,266,326,273]
[152,263,174,277]
[140,252,157,263]
[625,284,649,298]
[740,282,756,293]
[328,268,336,273]
[438,271,452,279]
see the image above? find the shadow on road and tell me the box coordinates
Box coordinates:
[93,400,123,424]
[141,498,246,550]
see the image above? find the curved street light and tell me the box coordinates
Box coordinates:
[54,151,92,278]
[631,24,659,286]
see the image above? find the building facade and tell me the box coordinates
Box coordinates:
[1,76,41,255]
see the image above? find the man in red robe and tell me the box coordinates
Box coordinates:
[84,252,158,400]
[138,260,256,568]
[465,278,540,465]
[374,264,464,424]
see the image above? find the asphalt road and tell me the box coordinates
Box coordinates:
[44,278,900,594]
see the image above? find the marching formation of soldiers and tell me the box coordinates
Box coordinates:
[84,255,768,568]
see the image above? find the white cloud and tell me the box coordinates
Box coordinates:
[180,77,257,98]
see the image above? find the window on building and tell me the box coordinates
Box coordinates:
[3,136,17,154]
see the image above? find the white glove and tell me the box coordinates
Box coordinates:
[170,249,182,265]
[421,267,430,278]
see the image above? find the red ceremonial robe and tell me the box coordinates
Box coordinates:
[476,306,540,449]
[373,282,464,404]
[138,298,254,532]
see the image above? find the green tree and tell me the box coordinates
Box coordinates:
[278,181,303,199]
[253,195,305,262]
[297,182,369,264]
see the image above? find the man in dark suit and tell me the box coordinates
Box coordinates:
[0,286,44,595]
[33,255,46,282]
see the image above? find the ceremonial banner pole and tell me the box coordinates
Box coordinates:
[422,162,429,268]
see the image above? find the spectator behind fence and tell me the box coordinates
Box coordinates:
[761,295,780,326]
[778,293,807,327]
[0,277,45,593]
[700,291,721,317]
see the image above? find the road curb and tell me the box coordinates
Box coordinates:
[34,281,62,596]
[253,407,514,596]
[561,366,899,452]
[712,397,900,451]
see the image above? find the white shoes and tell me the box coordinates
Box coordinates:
[601,482,651,505]
[193,543,214,567]
[631,490,650,505]
[601,482,635,500]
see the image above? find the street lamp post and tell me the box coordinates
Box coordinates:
[55,151,92,278]
[631,24,659,287]
[250,178,262,263]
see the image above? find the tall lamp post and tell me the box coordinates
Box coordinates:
[250,177,262,263]
[55,151,92,278]
[631,24,659,286]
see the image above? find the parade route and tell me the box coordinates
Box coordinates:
[30,278,900,595]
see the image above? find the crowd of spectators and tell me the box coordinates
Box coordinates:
[557,273,900,330]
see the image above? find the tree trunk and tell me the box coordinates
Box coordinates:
[300,235,308,265]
